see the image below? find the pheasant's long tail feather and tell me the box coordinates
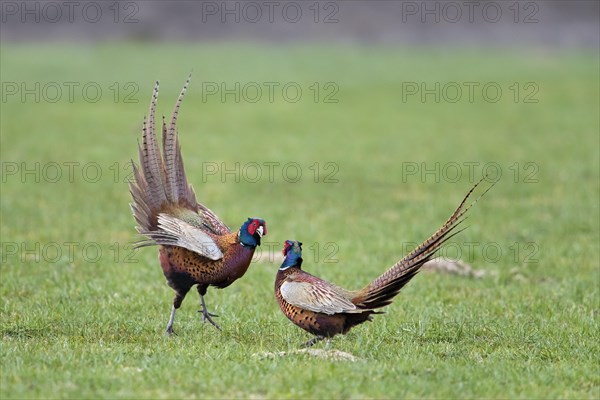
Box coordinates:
[163,74,196,207]
[129,76,196,233]
[354,177,494,310]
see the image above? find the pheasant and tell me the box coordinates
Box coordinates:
[129,76,267,334]
[275,179,491,347]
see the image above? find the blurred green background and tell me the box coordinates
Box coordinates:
[1,1,598,399]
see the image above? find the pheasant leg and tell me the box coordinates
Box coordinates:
[166,292,187,336]
[198,294,221,331]
[302,335,325,347]
[165,305,177,336]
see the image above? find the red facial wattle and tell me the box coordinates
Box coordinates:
[247,220,258,235]
[283,241,292,256]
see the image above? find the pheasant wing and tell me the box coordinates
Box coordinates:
[280,278,360,315]
[137,213,224,260]
[196,204,231,236]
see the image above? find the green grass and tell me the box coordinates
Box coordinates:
[1,43,598,399]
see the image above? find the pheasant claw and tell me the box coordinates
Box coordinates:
[302,335,325,348]
[199,295,221,331]
[197,309,219,318]
[200,309,221,331]
[165,326,178,336]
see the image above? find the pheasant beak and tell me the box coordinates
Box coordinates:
[256,226,264,238]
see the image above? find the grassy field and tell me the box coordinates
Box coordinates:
[1,43,598,399]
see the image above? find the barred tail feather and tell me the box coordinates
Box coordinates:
[129,162,153,231]
[128,76,196,233]
[143,83,168,207]
[164,74,196,207]
[354,177,493,310]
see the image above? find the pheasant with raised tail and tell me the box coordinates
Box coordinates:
[129,77,267,334]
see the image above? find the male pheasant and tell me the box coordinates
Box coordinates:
[129,77,267,334]
[275,179,491,346]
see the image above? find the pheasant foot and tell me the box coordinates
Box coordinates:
[199,295,221,331]
[302,335,325,347]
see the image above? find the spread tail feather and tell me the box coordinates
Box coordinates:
[129,75,196,232]
[163,74,196,207]
[354,177,494,310]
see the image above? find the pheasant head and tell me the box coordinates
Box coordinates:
[280,240,303,270]
[239,218,267,247]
